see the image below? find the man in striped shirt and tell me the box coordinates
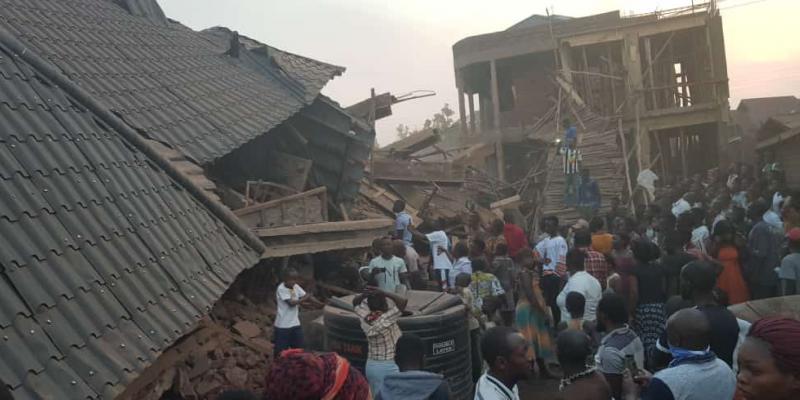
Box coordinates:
[474,327,531,400]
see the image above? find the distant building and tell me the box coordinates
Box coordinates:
[726,96,800,166]
[756,113,800,189]
[452,2,730,179]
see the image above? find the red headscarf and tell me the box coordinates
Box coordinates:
[263,349,371,400]
[748,317,800,375]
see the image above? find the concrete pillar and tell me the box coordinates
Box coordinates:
[468,92,476,135]
[490,60,505,181]
[457,84,467,137]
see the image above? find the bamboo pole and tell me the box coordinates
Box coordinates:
[618,118,637,216]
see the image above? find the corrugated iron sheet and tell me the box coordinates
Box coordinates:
[0,37,259,398]
[0,0,331,166]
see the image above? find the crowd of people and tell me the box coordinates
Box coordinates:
[216,163,800,400]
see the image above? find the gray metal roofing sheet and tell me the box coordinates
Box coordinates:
[0,0,328,165]
[0,31,258,399]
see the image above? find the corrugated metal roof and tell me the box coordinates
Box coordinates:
[0,0,336,166]
[0,37,259,399]
[202,27,345,104]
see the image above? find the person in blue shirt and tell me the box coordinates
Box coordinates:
[394,200,414,246]
[578,168,602,218]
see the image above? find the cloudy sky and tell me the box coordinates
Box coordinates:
[160,0,800,145]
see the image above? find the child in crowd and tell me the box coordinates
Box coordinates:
[558,291,600,349]
[491,242,518,327]
[274,268,311,357]
[470,258,505,328]
[558,291,586,332]
[456,273,482,383]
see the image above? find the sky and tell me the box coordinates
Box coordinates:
[160,0,800,146]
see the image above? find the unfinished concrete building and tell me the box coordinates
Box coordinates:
[453,2,730,182]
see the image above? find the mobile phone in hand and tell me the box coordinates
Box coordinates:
[624,354,638,376]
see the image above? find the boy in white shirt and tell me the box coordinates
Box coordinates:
[274,268,311,357]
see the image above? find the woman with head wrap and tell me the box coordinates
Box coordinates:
[263,349,372,400]
[736,317,800,400]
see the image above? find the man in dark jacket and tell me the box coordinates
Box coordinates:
[376,334,451,400]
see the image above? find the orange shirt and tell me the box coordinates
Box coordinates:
[591,233,614,255]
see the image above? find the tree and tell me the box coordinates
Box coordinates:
[396,124,411,140]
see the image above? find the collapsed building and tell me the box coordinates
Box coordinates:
[0,0,408,398]
[444,1,732,226]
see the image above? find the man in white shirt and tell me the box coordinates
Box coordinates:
[557,249,602,322]
[474,326,531,400]
[361,237,408,293]
[447,242,472,289]
[672,193,692,218]
[275,268,310,357]
[426,219,453,290]
[535,216,568,323]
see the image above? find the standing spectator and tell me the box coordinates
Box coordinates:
[710,221,750,304]
[486,219,508,261]
[736,318,800,400]
[557,249,602,323]
[781,193,800,233]
[563,139,583,207]
[556,330,612,400]
[606,197,626,234]
[624,309,736,400]
[746,200,781,299]
[503,211,527,259]
[492,242,518,327]
[377,334,452,400]
[445,241,472,289]
[426,219,454,290]
[595,293,645,400]
[471,258,505,325]
[591,216,615,256]
[608,232,638,320]
[631,240,667,368]
[352,288,409,395]
[466,212,488,243]
[660,231,697,298]
[779,228,800,296]
[575,230,610,289]
[456,273,482,383]
[515,247,556,379]
[361,237,408,293]
[400,239,424,290]
[394,200,414,246]
[689,208,710,256]
[475,327,531,400]
[578,168,602,218]
[535,216,569,324]
[681,260,740,367]
[671,193,693,218]
[274,268,311,357]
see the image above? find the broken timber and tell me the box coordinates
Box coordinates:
[376,129,441,159]
[234,186,328,229]
[359,178,422,220]
[370,159,465,184]
[256,219,393,258]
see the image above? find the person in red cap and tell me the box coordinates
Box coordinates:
[779,228,800,296]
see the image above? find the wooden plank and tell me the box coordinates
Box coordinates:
[378,129,441,157]
[490,195,522,210]
[371,159,466,184]
[359,179,421,221]
[258,219,394,258]
[234,187,327,229]
[254,219,393,238]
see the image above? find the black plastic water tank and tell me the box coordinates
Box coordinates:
[324,290,473,399]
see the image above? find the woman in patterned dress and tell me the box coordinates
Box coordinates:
[515,247,555,379]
